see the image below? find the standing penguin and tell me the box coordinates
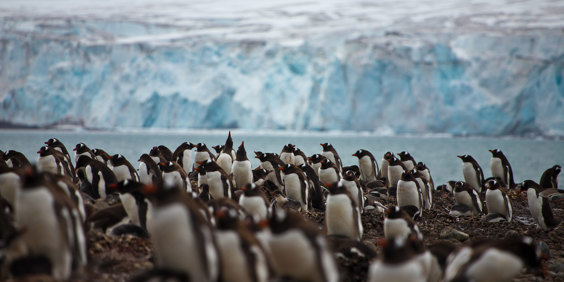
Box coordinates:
[198,159,233,199]
[76,156,118,199]
[325,182,363,241]
[398,151,417,171]
[457,155,484,193]
[111,180,149,231]
[353,149,379,185]
[256,153,284,190]
[193,143,215,170]
[383,206,422,241]
[453,181,483,216]
[138,154,162,185]
[411,169,432,210]
[489,149,516,188]
[318,158,341,186]
[238,183,269,220]
[308,154,327,176]
[299,163,325,211]
[172,142,195,174]
[0,163,21,207]
[159,161,192,193]
[293,148,307,167]
[45,138,73,168]
[415,162,434,192]
[267,209,339,282]
[73,143,95,163]
[232,141,253,189]
[396,171,423,219]
[387,156,407,193]
[379,151,393,181]
[321,143,343,173]
[280,144,296,165]
[4,150,32,169]
[368,237,427,282]
[340,170,364,214]
[37,145,74,178]
[216,132,234,175]
[280,164,309,211]
[110,154,139,182]
[521,180,560,231]
[485,179,513,222]
[539,165,560,190]
[92,148,113,168]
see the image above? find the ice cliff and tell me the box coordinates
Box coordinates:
[1,0,563,136]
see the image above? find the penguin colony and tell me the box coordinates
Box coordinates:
[0,133,561,282]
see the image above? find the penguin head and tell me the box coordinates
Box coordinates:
[110,154,126,165]
[214,206,239,230]
[282,144,295,153]
[383,151,394,160]
[401,171,414,181]
[385,206,403,219]
[416,162,427,171]
[554,165,561,175]
[45,138,59,145]
[352,149,364,158]
[74,143,86,152]
[489,149,502,157]
[308,154,324,164]
[212,145,224,154]
[320,158,332,167]
[241,183,258,196]
[454,181,466,193]
[398,151,413,161]
[326,182,345,195]
[485,179,501,190]
[343,170,357,181]
[37,145,50,156]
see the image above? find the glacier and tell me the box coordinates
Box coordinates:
[1,0,564,136]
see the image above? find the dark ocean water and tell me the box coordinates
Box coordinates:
[1,129,562,186]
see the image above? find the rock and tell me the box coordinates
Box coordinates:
[504,230,521,240]
[440,227,469,242]
[549,263,564,274]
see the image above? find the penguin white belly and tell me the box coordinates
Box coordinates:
[485,189,511,220]
[239,195,268,220]
[148,203,207,281]
[387,166,403,188]
[15,188,72,280]
[138,162,152,185]
[490,158,504,182]
[216,153,232,175]
[416,179,431,210]
[113,165,132,182]
[120,193,140,226]
[321,152,336,165]
[326,194,357,239]
[280,152,294,165]
[311,163,321,176]
[194,152,210,168]
[397,180,421,211]
[454,191,479,214]
[462,163,481,192]
[75,152,90,163]
[464,249,523,282]
[198,173,208,186]
[38,155,59,174]
[232,160,252,188]
[340,180,362,210]
[150,156,160,164]
[359,156,376,183]
[97,171,107,198]
[260,161,274,172]
[318,168,338,184]
[182,151,192,173]
[445,247,472,281]
[207,171,226,199]
[284,174,305,208]
[0,172,20,206]
[215,230,253,282]
[368,259,426,282]
[162,171,187,192]
[268,230,320,281]
[403,161,415,171]
[383,218,411,240]
[380,160,389,179]
[294,156,306,167]
[527,189,546,230]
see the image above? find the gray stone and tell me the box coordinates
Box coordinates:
[439,227,469,242]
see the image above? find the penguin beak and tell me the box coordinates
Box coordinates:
[377,238,388,247]
[37,150,41,154]
[73,148,77,151]
[44,141,48,144]
[196,161,204,165]
[457,155,463,159]
[240,187,247,191]
[109,183,118,189]
[142,184,157,194]
[488,149,494,153]
[277,167,284,171]
[216,209,226,218]
[258,219,269,228]
[159,162,165,166]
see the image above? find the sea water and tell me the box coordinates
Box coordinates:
[0,129,562,186]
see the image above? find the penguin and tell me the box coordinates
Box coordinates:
[198,159,233,199]
[252,167,269,186]
[415,162,434,192]
[216,132,234,175]
[352,149,379,185]
[144,185,220,282]
[232,141,253,189]
[138,153,162,185]
[396,171,423,219]
[111,180,149,232]
[172,142,195,174]
[318,158,341,186]
[37,145,73,178]
[340,170,364,214]
[73,143,95,163]
[453,181,483,216]
[92,148,113,168]
[437,180,457,195]
[159,161,192,193]
[212,145,224,157]
[398,151,417,171]
[13,169,87,280]
[280,144,296,165]
[75,155,118,199]
[325,182,363,241]
[539,165,560,190]
[256,153,284,190]
[387,155,407,193]
[0,163,21,207]
[367,237,427,282]
[269,189,303,212]
[239,183,269,220]
[279,164,309,211]
[321,143,343,173]
[46,173,87,223]
[458,154,484,193]
[489,149,516,188]
[411,169,432,210]
[380,151,393,181]
[45,138,74,174]
[293,148,307,167]
[521,180,560,231]
[194,143,216,170]
[445,237,546,282]
[267,209,339,282]
[299,163,325,211]
[308,154,326,176]
[3,150,31,169]
[149,146,167,164]
[213,206,270,282]
[485,179,513,222]
[383,206,422,241]
[110,154,139,182]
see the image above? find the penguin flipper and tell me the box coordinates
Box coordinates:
[541,196,560,228]
[503,194,512,222]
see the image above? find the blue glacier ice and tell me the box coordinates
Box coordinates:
[1,0,563,137]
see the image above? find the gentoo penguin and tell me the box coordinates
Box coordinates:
[415,162,434,191]
[521,180,560,231]
[232,141,253,189]
[149,146,167,164]
[380,151,393,181]
[37,145,73,178]
[212,145,224,157]
[76,156,118,199]
[0,163,21,207]
[411,169,432,210]
[73,143,95,163]
[318,158,341,186]
[308,154,326,176]
[138,153,162,185]
[256,152,284,190]
[540,165,560,190]
[267,209,339,282]
[280,144,296,165]
[368,237,427,282]
[238,183,269,220]
[157,145,174,162]
[383,206,422,241]
[340,170,364,214]
[398,151,417,171]
[387,155,407,193]
[321,143,343,173]
[159,161,192,193]
[3,150,31,169]
[172,142,195,174]
[13,169,87,280]
[92,148,112,166]
[396,171,423,219]
[353,149,379,185]
[325,182,363,241]
[252,167,269,186]
[45,138,75,176]
[194,143,215,170]
[299,163,325,211]
[452,181,483,216]
[280,164,309,211]
[485,179,513,222]
[110,154,139,182]
[144,185,220,282]
[293,148,307,167]
[111,180,149,231]
[269,190,303,212]
[437,180,457,195]
[457,154,484,193]
[489,149,516,188]
[445,237,546,282]
[198,159,233,199]
[216,132,234,175]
